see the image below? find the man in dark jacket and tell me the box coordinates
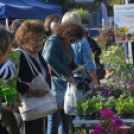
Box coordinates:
[87,36,101,65]
[87,36,106,80]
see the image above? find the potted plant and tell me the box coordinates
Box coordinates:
[2,78,18,106]
[100,45,125,78]
[81,100,90,120]
[0,51,20,106]
[96,27,115,50]
[115,97,134,118]
[70,8,88,25]
[73,100,83,119]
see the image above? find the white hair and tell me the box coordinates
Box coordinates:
[62,12,82,25]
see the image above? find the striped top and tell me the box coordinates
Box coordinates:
[0,60,15,80]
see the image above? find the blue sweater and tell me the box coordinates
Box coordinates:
[71,38,95,79]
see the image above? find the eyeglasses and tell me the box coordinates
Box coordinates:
[30,39,45,45]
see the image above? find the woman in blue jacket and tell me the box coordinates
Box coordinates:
[62,12,98,86]
[43,21,85,134]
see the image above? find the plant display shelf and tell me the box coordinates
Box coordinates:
[73,117,134,128]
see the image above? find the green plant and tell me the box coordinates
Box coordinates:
[115,97,134,116]
[119,26,129,36]
[81,100,90,115]
[73,100,83,115]
[104,96,116,112]
[100,45,125,71]
[8,51,21,77]
[109,0,125,6]
[70,8,88,21]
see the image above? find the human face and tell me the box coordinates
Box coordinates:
[24,36,44,55]
[50,19,61,34]
[0,45,12,64]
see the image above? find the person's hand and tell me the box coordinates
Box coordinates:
[66,76,75,84]
[2,101,20,113]
[27,88,48,97]
[71,65,85,74]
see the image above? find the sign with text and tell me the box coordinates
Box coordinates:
[114,4,134,42]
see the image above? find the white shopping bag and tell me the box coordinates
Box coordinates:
[64,83,85,115]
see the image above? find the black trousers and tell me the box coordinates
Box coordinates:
[14,111,45,134]
[0,112,20,134]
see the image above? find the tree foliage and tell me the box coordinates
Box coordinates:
[44,0,69,14]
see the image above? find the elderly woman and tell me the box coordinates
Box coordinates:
[15,20,51,134]
[0,26,21,134]
[43,21,85,134]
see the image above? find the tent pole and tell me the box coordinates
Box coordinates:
[6,18,9,30]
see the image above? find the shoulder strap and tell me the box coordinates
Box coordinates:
[14,48,39,77]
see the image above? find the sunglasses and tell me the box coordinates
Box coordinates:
[70,38,81,44]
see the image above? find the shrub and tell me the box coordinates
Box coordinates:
[70,8,88,21]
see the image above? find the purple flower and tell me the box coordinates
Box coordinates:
[120,80,126,84]
[127,84,131,89]
[112,83,116,86]
[116,126,121,131]
[91,125,103,134]
[101,108,114,118]
[121,84,126,89]
[113,117,124,126]
[84,94,87,97]
[109,126,114,132]
[122,130,127,134]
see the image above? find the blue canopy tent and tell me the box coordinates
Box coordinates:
[0,0,62,28]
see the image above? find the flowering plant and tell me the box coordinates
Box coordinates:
[96,27,115,50]
[91,108,134,134]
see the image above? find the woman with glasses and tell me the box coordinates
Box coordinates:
[15,20,51,134]
[43,21,85,134]
[62,12,99,133]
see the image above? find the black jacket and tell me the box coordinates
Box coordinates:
[17,51,51,95]
[87,37,101,65]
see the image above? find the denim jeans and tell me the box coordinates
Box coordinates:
[47,109,70,134]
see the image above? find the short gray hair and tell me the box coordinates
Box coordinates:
[62,12,82,25]
[0,26,14,58]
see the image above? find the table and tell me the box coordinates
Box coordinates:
[72,117,134,134]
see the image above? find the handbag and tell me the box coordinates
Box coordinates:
[15,48,57,121]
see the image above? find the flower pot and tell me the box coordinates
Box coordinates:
[4,94,18,106]
[95,116,101,120]
[83,115,91,120]
[124,36,129,41]
[76,115,83,120]
[118,114,128,118]
[105,69,114,78]
[74,110,83,116]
